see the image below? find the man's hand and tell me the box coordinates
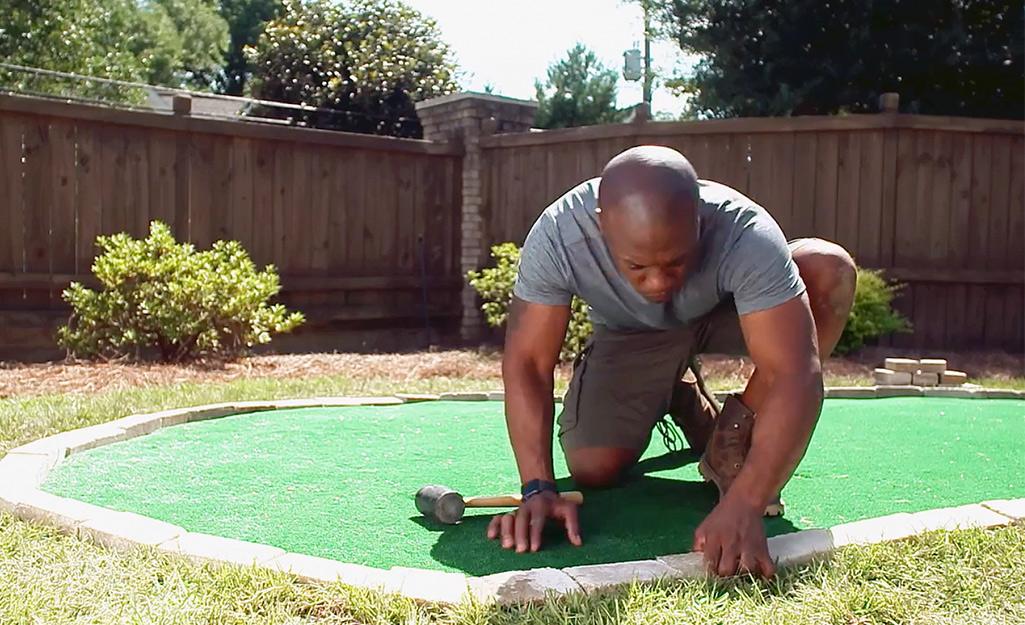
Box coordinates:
[693,498,774,578]
[485,492,583,553]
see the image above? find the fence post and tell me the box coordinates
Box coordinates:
[415,92,539,342]
[879,92,900,114]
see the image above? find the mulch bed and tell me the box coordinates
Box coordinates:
[1,347,1020,400]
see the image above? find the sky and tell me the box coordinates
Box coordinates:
[401,0,699,117]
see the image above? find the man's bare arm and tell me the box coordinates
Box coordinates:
[729,292,823,512]
[501,296,571,484]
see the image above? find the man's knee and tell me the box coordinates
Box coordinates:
[566,447,638,489]
[791,239,857,318]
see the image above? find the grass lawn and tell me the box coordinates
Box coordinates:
[1,361,1023,624]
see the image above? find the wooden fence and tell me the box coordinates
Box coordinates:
[480,114,1024,351]
[1,92,1022,359]
[0,95,463,359]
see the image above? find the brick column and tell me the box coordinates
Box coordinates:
[415,92,539,341]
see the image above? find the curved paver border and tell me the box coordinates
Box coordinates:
[0,387,1022,605]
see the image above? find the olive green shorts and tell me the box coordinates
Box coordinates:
[557,295,749,453]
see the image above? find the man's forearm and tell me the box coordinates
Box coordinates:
[503,357,557,484]
[727,368,823,510]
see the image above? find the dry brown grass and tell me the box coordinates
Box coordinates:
[1,346,1020,400]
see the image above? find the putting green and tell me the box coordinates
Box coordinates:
[41,397,1023,576]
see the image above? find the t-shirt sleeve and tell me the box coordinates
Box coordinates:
[719,216,806,316]
[512,214,574,307]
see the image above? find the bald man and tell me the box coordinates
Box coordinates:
[486,145,857,579]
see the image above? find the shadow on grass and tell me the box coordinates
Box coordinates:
[414,451,798,577]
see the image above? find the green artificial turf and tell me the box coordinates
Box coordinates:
[41,397,1024,576]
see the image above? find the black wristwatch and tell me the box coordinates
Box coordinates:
[521,479,559,502]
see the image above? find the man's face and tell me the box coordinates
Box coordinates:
[599,197,698,304]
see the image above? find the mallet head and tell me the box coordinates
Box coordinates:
[415,484,465,524]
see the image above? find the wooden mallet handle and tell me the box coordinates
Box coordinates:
[463,491,584,508]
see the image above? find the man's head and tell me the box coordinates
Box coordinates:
[597,145,701,303]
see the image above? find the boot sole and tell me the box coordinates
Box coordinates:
[699,457,785,517]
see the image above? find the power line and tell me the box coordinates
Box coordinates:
[0,62,422,125]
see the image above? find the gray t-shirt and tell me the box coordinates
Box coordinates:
[512,177,805,330]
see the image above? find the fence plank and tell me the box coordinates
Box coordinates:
[148,130,178,233]
[963,284,987,347]
[127,129,152,239]
[773,132,796,234]
[22,119,52,307]
[927,131,954,268]
[878,129,899,267]
[251,139,275,267]
[527,144,550,237]
[982,289,1005,347]
[343,150,367,273]
[748,133,777,221]
[947,133,972,270]
[444,156,459,276]
[75,124,102,275]
[726,134,749,194]
[0,116,25,285]
[967,135,992,269]
[944,284,967,349]
[272,141,292,270]
[790,132,817,239]
[290,146,313,274]
[835,131,862,262]
[987,137,1012,271]
[208,135,233,245]
[912,132,935,271]
[188,133,214,249]
[1009,136,1024,273]
[100,125,129,238]
[893,130,918,268]
[856,130,884,267]
[47,120,77,279]
[1005,286,1024,352]
[327,148,349,272]
[308,146,331,273]
[395,153,417,273]
[813,132,839,242]
[230,137,254,252]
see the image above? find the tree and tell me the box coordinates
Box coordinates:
[0,0,153,102]
[138,0,231,90]
[665,0,1024,119]
[217,0,283,95]
[534,43,627,129]
[0,0,230,99]
[244,0,459,137]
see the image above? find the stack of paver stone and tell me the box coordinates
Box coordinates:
[874,358,968,387]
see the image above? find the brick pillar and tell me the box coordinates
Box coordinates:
[415,92,539,341]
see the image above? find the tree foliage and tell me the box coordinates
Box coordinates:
[0,0,230,98]
[534,43,627,128]
[140,0,230,90]
[217,0,284,95]
[665,0,1024,119]
[0,0,152,101]
[244,0,459,137]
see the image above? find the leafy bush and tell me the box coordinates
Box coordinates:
[58,221,304,363]
[466,243,592,362]
[834,268,913,355]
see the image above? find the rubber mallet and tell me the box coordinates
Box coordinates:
[415,484,584,524]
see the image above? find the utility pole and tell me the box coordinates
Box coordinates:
[642,1,652,106]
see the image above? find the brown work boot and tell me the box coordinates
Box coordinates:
[697,394,784,517]
[667,367,719,455]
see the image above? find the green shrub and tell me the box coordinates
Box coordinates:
[58,221,305,363]
[833,268,913,355]
[466,243,592,362]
